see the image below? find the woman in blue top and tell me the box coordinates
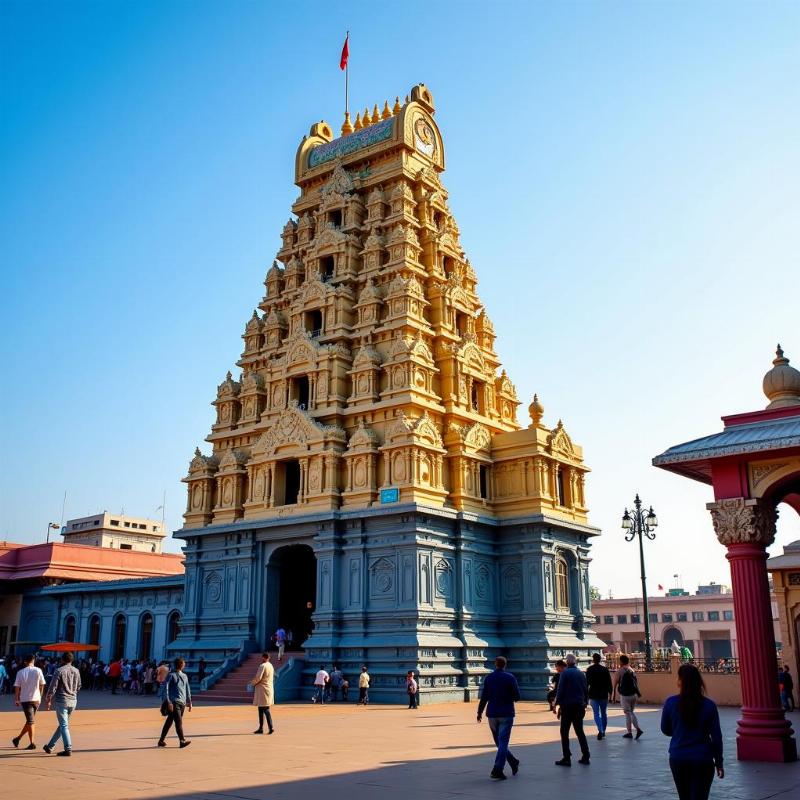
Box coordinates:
[660,663,724,800]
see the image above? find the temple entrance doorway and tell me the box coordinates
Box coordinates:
[266,544,316,651]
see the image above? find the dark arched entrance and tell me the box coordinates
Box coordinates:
[113,614,127,660]
[662,626,684,648]
[266,544,316,650]
[139,613,154,660]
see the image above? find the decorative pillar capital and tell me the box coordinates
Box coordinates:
[706,497,778,547]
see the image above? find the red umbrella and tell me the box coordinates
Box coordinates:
[40,642,99,652]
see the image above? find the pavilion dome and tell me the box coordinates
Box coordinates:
[763,344,800,409]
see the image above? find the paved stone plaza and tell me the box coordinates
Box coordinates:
[2,694,798,799]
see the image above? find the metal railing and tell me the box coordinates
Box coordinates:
[693,658,740,674]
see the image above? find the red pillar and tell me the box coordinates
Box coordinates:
[726,544,796,761]
[709,497,796,762]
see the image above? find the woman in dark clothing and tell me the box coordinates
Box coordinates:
[660,663,724,800]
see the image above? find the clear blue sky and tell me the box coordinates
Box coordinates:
[1,0,798,597]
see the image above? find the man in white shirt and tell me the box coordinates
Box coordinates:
[313,665,329,704]
[13,654,46,750]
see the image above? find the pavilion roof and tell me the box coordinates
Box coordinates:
[653,415,800,483]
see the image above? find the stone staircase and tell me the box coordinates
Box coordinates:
[196,651,305,704]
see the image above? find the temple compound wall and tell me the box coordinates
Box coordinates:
[172,84,604,701]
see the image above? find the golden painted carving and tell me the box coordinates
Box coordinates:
[182,84,592,528]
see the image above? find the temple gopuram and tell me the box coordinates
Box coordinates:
[175,84,603,701]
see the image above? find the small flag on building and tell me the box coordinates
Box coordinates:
[340,34,349,71]
[657,583,664,591]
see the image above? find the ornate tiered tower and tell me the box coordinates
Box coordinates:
[177,85,603,702]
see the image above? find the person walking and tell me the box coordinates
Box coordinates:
[248,652,275,734]
[329,665,343,702]
[274,627,287,662]
[12,654,46,750]
[661,663,724,800]
[547,659,566,712]
[43,651,81,756]
[0,659,7,695]
[358,665,370,705]
[476,655,521,780]
[158,657,192,748]
[406,670,419,709]
[108,658,122,694]
[586,653,613,740]
[779,665,795,712]
[554,653,590,766]
[313,665,329,704]
[613,654,644,739]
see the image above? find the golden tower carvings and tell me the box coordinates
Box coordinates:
[183,84,589,529]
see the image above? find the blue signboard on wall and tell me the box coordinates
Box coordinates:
[380,487,399,504]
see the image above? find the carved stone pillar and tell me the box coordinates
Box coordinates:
[707,497,796,762]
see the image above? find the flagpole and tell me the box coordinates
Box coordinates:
[345,30,349,118]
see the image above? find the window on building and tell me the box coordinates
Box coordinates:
[649,613,658,623]
[708,611,720,621]
[479,464,489,499]
[631,614,641,624]
[167,611,181,644]
[124,522,130,527]
[120,544,133,550]
[328,208,342,228]
[662,613,673,623]
[692,611,704,621]
[113,615,127,660]
[111,520,119,526]
[603,615,614,625]
[64,615,76,642]
[320,255,335,280]
[93,520,99,525]
[289,375,310,409]
[304,309,323,337]
[723,610,733,621]
[152,526,158,531]
[677,612,688,622]
[471,380,485,414]
[555,558,570,610]
[455,311,468,337]
[617,615,628,624]
[139,613,154,660]
[88,615,101,646]
[556,467,566,506]
[275,459,301,506]
[0,626,8,653]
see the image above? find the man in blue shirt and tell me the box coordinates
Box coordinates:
[157,658,192,748]
[554,653,590,766]
[477,656,521,780]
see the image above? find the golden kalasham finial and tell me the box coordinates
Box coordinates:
[354,112,362,131]
[392,96,402,115]
[528,393,544,427]
[381,100,391,120]
[371,104,380,124]
[341,111,353,137]
[363,107,371,126]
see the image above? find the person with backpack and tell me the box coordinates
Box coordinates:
[613,654,643,739]
[157,657,192,748]
[585,652,613,740]
[661,663,724,800]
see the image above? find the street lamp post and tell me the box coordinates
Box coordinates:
[621,494,658,670]
[45,522,60,544]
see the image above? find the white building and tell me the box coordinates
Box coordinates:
[62,512,166,553]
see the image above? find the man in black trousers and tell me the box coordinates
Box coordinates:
[554,652,590,766]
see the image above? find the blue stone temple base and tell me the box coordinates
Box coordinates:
[171,503,605,702]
